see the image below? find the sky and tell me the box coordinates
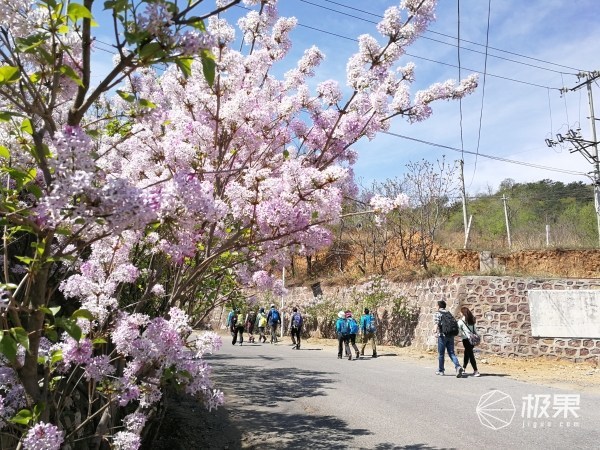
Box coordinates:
[92,0,600,196]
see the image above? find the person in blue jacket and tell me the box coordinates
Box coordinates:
[335,311,352,360]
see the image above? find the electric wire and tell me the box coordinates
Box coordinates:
[318,0,586,73]
[457,0,465,162]
[295,23,560,91]
[381,130,588,177]
[299,0,580,75]
[468,0,492,187]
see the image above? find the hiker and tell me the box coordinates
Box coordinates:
[335,311,352,360]
[458,306,480,377]
[226,307,236,330]
[434,300,463,377]
[345,311,360,359]
[231,308,245,346]
[290,307,303,349]
[267,304,281,344]
[359,308,377,358]
[245,308,257,344]
[256,307,268,343]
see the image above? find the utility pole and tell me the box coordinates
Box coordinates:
[502,195,512,249]
[459,159,470,248]
[546,70,600,246]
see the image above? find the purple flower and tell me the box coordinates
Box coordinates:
[22,422,64,450]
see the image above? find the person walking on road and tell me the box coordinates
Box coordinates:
[267,304,281,344]
[256,307,267,343]
[458,306,480,377]
[434,300,463,377]
[359,308,378,358]
[335,311,352,360]
[231,308,245,346]
[345,311,360,359]
[290,307,303,349]
[245,309,257,343]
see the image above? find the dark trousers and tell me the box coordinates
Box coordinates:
[338,335,350,357]
[291,328,301,348]
[348,334,359,354]
[232,327,244,345]
[462,338,478,371]
[270,324,278,343]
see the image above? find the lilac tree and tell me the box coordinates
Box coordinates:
[0,0,476,447]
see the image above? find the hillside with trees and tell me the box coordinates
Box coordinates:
[288,175,598,284]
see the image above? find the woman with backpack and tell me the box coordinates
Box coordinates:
[335,311,352,360]
[345,311,360,360]
[256,307,267,343]
[458,306,480,377]
[231,308,245,345]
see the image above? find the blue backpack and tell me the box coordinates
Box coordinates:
[270,309,280,324]
[338,318,350,336]
[291,312,303,329]
[364,314,376,333]
[349,318,359,334]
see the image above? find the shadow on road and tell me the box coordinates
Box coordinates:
[209,355,336,407]
[234,409,373,449]
[373,444,454,450]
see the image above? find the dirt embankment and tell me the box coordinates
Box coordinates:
[297,245,600,282]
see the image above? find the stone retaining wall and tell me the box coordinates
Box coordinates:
[208,276,600,363]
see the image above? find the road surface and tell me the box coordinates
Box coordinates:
[204,337,600,449]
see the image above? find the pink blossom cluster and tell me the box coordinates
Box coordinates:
[22,422,64,450]
[0,365,26,429]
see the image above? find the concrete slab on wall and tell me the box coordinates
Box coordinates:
[529,290,600,338]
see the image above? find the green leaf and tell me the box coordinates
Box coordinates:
[15,34,47,53]
[50,306,61,316]
[138,42,163,60]
[59,65,84,87]
[10,327,29,351]
[71,309,94,321]
[26,183,43,199]
[283,149,289,159]
[92,338,108,345]
[21,118,33,135]
[57,318,82,341]
[116,90,136,103]
[200,51,216,86]
[50,349,63,365]
[14,256,33,264]
[138,98,156,109]
[67,3,94,21]
[0,145,9,159]
[44,326,58,342]
[175,57,193,78]
[0,333,17,363]
[0,66,20,84]
[0,111,17,122]
[9,409,32,425]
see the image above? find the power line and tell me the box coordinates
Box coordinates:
[296,23,560,91]
[381,130,589,177]
[299,0,580,76]
[469,0,493,187]
[317,0,585,73]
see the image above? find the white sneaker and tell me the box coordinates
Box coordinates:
[473,371,481,377]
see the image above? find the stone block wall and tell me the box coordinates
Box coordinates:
[286,276,600,363]
[207,276,600,362]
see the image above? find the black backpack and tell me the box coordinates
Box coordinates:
[439,311,459,336]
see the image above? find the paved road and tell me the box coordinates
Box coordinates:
[205,337,600,449]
